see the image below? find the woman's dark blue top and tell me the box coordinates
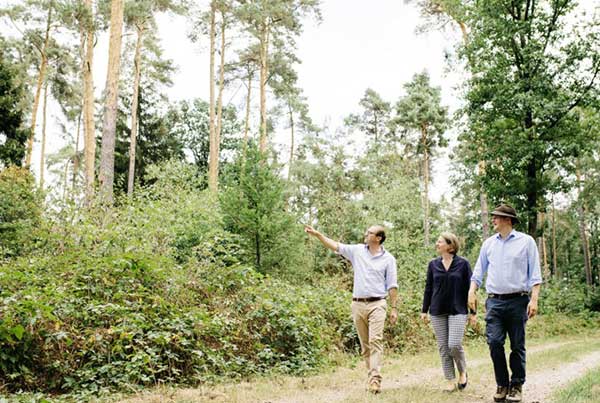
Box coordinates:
[421,255,472,315]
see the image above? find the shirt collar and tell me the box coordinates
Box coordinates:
[364,243,386,257]
[495,229,518,240]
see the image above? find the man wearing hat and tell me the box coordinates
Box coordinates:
[468,204,542,402]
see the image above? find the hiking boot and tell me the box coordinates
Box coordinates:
[493,386,508,402]
[506,384,522,402]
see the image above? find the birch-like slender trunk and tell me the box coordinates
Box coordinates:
[39,83,48,188]
[288,105,295,180]
[243,69,252,161]
[258,18,270,153]
[98,0,125,205]
[478,159,490,239]
[127,22,144,196]
[25,3,53,166]
[207,2,217,191]
[72,112,82,191]
[421,124,430,247]
[552,197,558,278]
[576,167,593,285]
[83,0,96,204]
[211,14,226,191]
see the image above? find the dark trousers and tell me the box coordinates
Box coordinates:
[485,295,529,387]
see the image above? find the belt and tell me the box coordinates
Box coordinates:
[352,296,385,302]
[488,292,529,300]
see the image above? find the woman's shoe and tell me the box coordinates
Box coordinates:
[444,381,456,392]
[458,373,468,390]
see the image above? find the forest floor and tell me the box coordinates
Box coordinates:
[118,332,600,403]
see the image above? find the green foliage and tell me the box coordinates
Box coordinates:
[168,98,241,176]
[0,167,42,258]
[0,46,30,167]
[457,0,600,235]
[393,71,449,158]
[221,145,307,276]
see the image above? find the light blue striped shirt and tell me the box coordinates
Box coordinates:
[472,230,542,294]
[338,243,398,298]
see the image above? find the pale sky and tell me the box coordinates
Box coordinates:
[155,0,465,199]
[17,0,466,199]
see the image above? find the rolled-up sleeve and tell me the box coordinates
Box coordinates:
[386,257,399,290]
[527,237,543,289]
[472,241,489,287]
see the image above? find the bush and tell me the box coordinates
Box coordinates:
[0,167,43,259]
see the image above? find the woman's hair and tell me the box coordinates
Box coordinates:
[440,232,460,255]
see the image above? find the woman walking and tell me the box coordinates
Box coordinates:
[421,232,474,392]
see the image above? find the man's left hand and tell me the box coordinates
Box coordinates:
[389,308,398,325]
[527,299,538,319]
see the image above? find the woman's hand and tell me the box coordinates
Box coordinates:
[420,312,429,324]
[468,314,477,328]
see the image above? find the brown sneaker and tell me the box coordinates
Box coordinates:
[506,384,522,402]
[368,380,381,394]
[494,386,508,402]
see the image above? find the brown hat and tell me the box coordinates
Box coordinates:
[491,204,519,223]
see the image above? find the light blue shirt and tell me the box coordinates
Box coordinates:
[338,243,398,298]
[472,230,543,294]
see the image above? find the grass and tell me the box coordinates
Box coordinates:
[551,366,600,403]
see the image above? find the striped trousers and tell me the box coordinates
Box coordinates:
[430,314,468,380]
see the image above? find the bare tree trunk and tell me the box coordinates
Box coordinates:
[243,69,252,161]
[259,18,270,153]
[83,0,96,205]
[208,2,217,191]
[25,3,53,167]
[538,211,550,280]
[39,83,48,188]
[478,159,490,239]
[421,124,430,247]
[98,0,124,205]
[72,112,82,191]
[576,167,593,286]
[552,196,558,279]
[127,23,144,196]
[211,13,227,191]
[288,105,295,180]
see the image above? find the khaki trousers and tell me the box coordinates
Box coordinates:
[351,299,387,383]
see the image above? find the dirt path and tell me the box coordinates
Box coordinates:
[121,337,600,403]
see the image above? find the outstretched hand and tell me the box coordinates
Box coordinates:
[304,225,319,236]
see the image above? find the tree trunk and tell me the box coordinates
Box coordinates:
[98,0,124,205]
[478,159,490,239]
[127,23,144,196]
[538,211,550,280]
[288,104,295,180]
[576,168,593,286]
[83,0,96,205]
[243,69,252,161]
[25,3,53,167]
[421,124,430,247]
[258,18,270,153]
[207,2,217,191]
[39,83,48,188]
[72,112,82,191]
[526,158,538,237]
[212,13,227,191]
[552,197,558,279]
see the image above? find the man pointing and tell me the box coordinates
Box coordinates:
[305,224,398,394]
